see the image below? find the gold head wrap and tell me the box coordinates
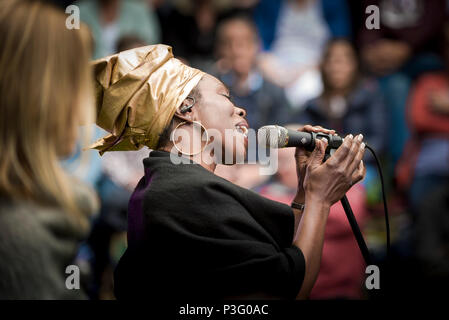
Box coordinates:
[89,44,205,154]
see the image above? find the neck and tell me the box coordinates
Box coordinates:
[192,152,217,173]
[160,146,217,173]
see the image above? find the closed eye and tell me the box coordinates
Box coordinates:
[221,94,234,103]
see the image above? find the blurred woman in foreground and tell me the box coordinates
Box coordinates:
[0,0,97,299]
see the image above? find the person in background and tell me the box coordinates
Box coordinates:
[0,0,98,299]
[358,0,446,166]
[297,38,388,204]
[213,15,292,130]
[116,34,146,52]
[211,14,292,185]
[222,0,260,17]
[76,0,161,59]
[155,0,229,69]
[254,0,351,109]
[257,126,368,299]
[396,23,449,288]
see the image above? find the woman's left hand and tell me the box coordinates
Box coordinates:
[294,125,336,203]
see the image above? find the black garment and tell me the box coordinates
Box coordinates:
[114,150,305,300]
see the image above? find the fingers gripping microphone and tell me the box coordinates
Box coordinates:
[259,125,391,269]
[259,125,343,152]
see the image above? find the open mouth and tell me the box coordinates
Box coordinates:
[235,125,249,137]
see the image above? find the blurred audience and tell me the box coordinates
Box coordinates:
[358,0,446,166]
[396,23,449,284]
[76,0,161,59]
[254,0,351,109]
[155,0,230,68]
[0,0,98,299]
[359,0,445,77]
[297,39,387,203]
[213,15,292,130]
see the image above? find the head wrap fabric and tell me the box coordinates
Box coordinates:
[89,44,205,154]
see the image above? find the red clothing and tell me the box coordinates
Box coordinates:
[408,73,449,134]
[259,183,367,299]
[310,185,367,299]
[396,72,449,190]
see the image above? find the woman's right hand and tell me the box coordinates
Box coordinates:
[302,134,366,208]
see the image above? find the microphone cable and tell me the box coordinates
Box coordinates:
[365,144,391,260]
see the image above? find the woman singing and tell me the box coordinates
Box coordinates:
[90,45,366,300]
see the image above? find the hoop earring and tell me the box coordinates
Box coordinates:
[171,121,210,156]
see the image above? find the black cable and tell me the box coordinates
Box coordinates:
[365,145,391,259]
[325,141,391,298]
[325,144,391,264]
[341,195,372,265]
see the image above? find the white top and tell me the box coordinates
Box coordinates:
[271,0,330,67]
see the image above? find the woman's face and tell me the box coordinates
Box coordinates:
[323,42,357,91]
[195,74,248,164]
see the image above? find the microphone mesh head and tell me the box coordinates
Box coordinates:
[258,125,288,148]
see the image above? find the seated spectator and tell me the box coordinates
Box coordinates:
[358,0,446,165]
[213,15,292,130]
[76,0,161,59]
[297,39,388,203]
[0,0,98,299]
[254,0,351,109]
[256,129,368,299]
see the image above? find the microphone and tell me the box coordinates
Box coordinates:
[258,125,343,152]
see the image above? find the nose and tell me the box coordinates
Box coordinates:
[235,106,246,118]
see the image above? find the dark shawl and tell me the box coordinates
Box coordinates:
[114,150,305,300]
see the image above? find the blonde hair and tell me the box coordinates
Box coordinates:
[0,0,95,228]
